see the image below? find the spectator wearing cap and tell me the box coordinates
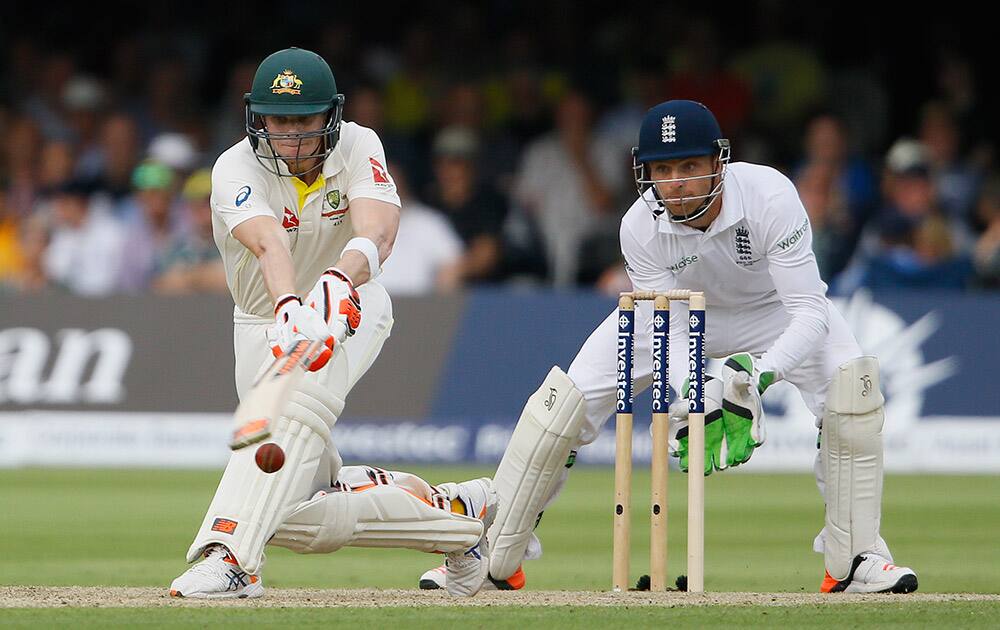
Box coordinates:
[118,161,189,292]
[61,75,106,148]
[378,163,464,296]
[425,127,509,283]
[41,179,127,296]
[870,139,933,242]
[147,132,200,175]
[154,168,228,294]
[839,139,974,291]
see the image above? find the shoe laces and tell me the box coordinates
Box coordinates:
[188,545,233,576]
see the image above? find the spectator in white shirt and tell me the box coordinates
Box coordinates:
[42,180,127,296]
[378,163,464,296]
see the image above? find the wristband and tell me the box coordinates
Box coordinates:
[342,237,381,280]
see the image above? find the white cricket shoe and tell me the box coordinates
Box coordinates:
[434,477,498,597]
[169,544,264,599]
[821,553,918,593]
[419,563,526,591]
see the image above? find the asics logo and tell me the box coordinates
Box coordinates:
[226,569,250,590]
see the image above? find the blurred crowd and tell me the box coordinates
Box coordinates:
[1,6,997,298]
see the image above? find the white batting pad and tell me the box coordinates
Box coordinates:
[186,377,344,574]
[487,366,587,580]
[270,484,483,554]
[821,356,885,580]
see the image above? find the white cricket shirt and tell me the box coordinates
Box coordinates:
[211,122,401,318]
[620,162,830,380]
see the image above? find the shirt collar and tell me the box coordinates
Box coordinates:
[322,139,346,178]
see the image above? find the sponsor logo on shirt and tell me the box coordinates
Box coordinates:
[235,186,251,207]
[668,254,699,272]
[369,157,393,188]
[282,207,299,231]
[775,219,809,251]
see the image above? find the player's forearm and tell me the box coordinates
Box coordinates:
[331,200,400,285]
[233,216,297,303]
[759,293,829,380]
[257,246,298,304]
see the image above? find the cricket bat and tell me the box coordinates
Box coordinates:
[229,339,327,450]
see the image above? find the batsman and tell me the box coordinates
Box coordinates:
[421,100,918,594]
[169,47,494,599]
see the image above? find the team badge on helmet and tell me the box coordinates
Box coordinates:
[633,100,730,223]
[270,70,303,95]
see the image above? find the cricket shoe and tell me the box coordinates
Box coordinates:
[433,477,499,597]
[419,563,527,591]
[820,554,918,594]
[169,544,264,599]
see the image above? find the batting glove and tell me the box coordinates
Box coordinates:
[306,267,361,344]
[266,294,334,371]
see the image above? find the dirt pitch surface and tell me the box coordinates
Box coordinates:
[2,587,998,608]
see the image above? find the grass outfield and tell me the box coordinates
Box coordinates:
[1,467,998,626]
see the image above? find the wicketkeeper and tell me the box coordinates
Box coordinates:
[419,100,918,595]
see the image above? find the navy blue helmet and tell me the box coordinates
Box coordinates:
[632,100,730,222]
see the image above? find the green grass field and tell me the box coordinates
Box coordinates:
[2,467,999,627]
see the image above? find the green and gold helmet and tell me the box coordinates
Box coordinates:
[244,47,345,177]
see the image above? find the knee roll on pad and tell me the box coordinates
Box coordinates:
[186,378,345,574]
[270,484,483,554]
[487,366,587,580]
[821,356,885,580]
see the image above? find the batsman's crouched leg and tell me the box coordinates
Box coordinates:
[270,484,484,554]
[186,376,345,575]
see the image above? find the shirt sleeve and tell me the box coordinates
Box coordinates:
[345,128,401,207]
[620,218,675,292]
[757,180,831,381]
[210,157,276,234]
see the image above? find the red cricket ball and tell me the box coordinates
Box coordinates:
[255,442,285,473]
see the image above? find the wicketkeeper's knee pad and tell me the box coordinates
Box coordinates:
[270,484,483,554]
[821,356,885,580]
[186,376,345,574]
[487,366,587,580]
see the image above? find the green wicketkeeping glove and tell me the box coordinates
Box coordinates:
[720,353,775,467]
[668,376,726,476]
